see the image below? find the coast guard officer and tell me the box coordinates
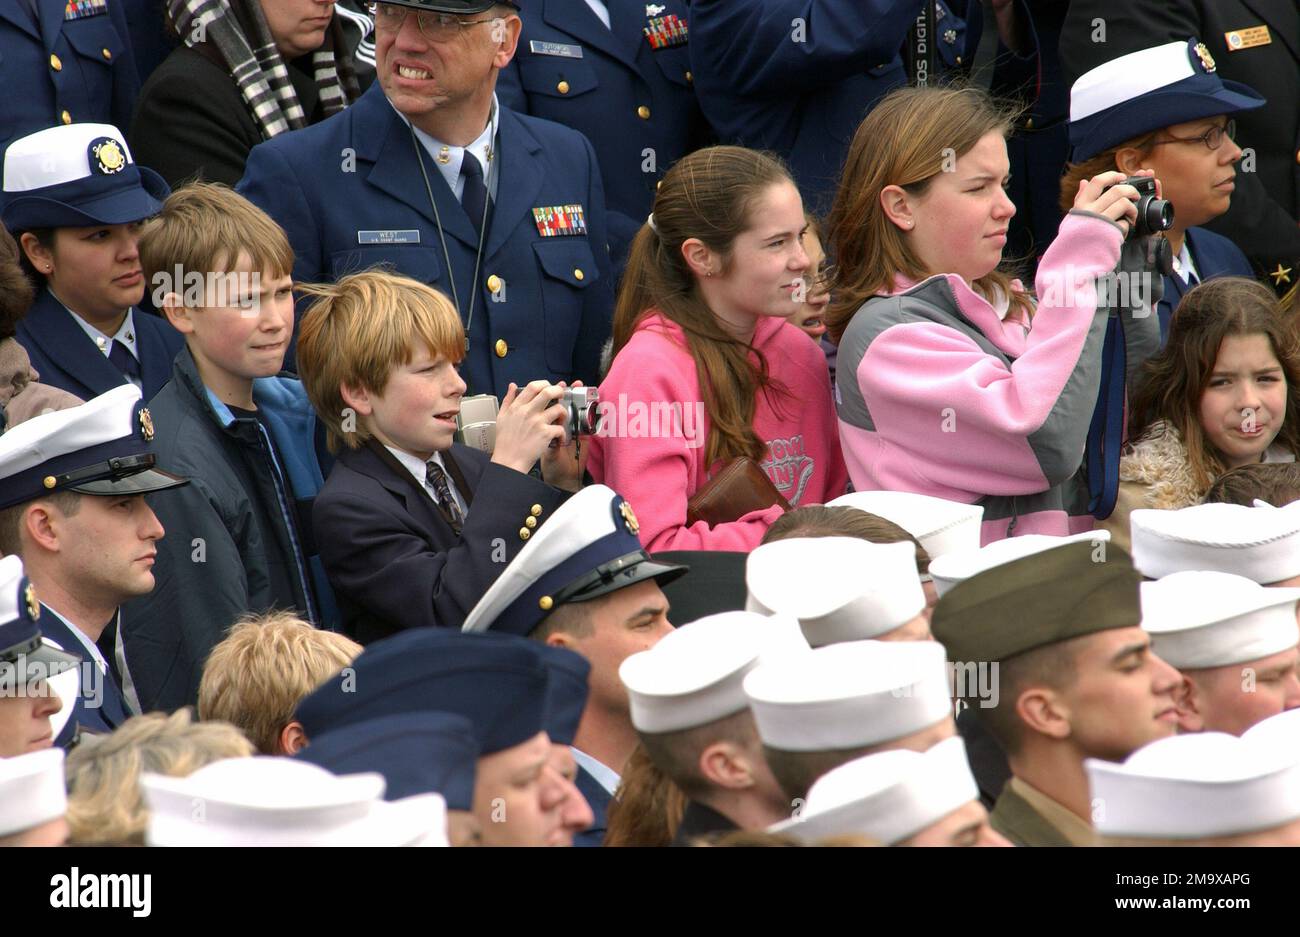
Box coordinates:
[238,0,615,398]
[496,0,712,266]
[0,384,188,744]
[0,0,140,152]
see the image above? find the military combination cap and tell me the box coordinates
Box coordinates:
[295,629,549,754]
[536,643,591,746]
[0,554,80,688]
[143,757,449,846]
[1140,571,1300,669]
[462,485,686,637]
[928,530,1109,596]
[1086,732,1300,840]
[0,748,66,837]
[746,538,925,646]
[770,736,978,844]
[620,611,806,735]
[828,491,983,559]
[932,540,1142,665]
[1131,502,1300,583]
[0,384,186,511]
[743,639,951,752]
[294,712,479,811]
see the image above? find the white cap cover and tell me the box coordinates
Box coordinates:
[927,530,1110,596]
[0,748,66,836]
[1130,502,1300,583]
[1140,571,1300,668]
[827,491,983,559]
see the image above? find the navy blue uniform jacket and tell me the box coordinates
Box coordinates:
[1158,227,1255,341]
[0,0,139,150]
[573,764,611,847]
[41,608,130,746]
[16,289,182,402]
[237,82,615,398]
[313,439,567,644]
[497,0,712,264]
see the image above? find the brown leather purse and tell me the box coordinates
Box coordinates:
[686,458,790,527]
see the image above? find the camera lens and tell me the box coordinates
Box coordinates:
[1142,197,1174,234]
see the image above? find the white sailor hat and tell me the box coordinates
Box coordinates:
[0,554,81,690]
[745,538,925,646]
[1242,707,1300,752]
[1140,571,1300,669]
[620,610,806,734]
[0,383,186,511]
[2,122,169,232]
[142,757,449,847]
[0,748,66,837]
[462,485,686,637]
[1069,38,1265,161]
[1086,732,1300,840]
[743,639,951,752]
[828,491,983,559]
[770,736,977,844]
[1130,502,1300,583]
[927,530,1109,596]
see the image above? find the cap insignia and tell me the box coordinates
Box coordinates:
[620,500,640,535]
[1194,42,1216,73]
[138,407,155,442]
[90,137,127,175]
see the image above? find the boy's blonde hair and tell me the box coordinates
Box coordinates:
[198,610,362,754]
[138,181,294,292]
[64,709,254,846]
[296,270,465,452]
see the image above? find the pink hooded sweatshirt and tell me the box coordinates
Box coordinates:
[589,313,847,551]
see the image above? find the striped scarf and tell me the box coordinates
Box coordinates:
[167,0,361,139]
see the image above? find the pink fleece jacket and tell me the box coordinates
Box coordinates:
[589,313,848,551]
[835,211,1125,542]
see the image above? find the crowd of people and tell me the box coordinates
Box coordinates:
[0,0,1299,849]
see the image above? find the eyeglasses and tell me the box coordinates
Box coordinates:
[369,3,501,42]
[1150,119,1237,152]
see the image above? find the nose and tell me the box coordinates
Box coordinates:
[790,238,811,274]
[1149,651,1182,696]
[395,7,429,48]
[119,228,141,261]
[995,185,1017,220]
[33,680,62,717]
[1223,136,1243,165]
[141,502,165,542]
[451,367,468,397]
[1283,670,1300,710]
[559,777,595,833]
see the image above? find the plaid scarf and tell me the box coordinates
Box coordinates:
[168,0,361,139]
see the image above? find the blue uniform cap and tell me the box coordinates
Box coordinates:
[1069,39,1265,161]
[295,629,549,754]
[535,643,590,746]
[294,711,480,811]
[0,555,80,687]
[1,123,169,232]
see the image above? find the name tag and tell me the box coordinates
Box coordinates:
[357,229,420,245]
[530,40,583,59]
[1225,26,1271,50]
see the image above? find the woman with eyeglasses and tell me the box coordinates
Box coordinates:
[129,1,362,188]
[1063,38,1266,343]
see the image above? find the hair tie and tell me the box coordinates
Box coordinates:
[647,212,659,235]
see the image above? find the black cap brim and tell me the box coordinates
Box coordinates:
[566,556,688,604]
[0,642,82,685]
[68,466,189,498]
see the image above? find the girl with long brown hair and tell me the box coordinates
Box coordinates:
[588,146,847,551]
[1102,277,1300,549]
[827,85,1149,542]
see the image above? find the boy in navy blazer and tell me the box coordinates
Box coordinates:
[297,270,582,644]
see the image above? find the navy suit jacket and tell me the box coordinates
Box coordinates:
[41,608,130,747]
[16,289,183,402]
[0,0,139,150]
[312,440,568,644]
[237,82,615,397]
[1157,226,1255,341]
[497,0,712,264]
[574,763,612,848]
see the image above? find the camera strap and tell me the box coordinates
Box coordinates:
[906,0,938,87]
[1085,316,1127,520]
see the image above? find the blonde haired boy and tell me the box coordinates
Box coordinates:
[298,269,581,642]
[198,610,362,754]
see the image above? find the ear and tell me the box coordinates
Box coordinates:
[22,503,60,554]
[679,237,719,280]
[19,232,53,273]
[159,292,194,335]
[1015,686,1071,742]
[1113,147,1148,177]
[1174,675,1203,733]
[278,720,308,755]
[543,629,576,651]
[880,184,916,232]
[339,382,375,418]
[491,14,522,68]
[697,740,755,792]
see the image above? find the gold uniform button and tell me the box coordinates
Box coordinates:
[486,274,502,293]
[519,527,531,541]
[102,48,112,61]
[60,110,72,125]
[573,268,585,281]
[1026,117,1034,130]
[530,504,543,516]
[494,339,508,358]
[50,54,62,71]
[557,80,570,94]
[637,105,651,119]
[525,516,537,529]
[539,596,554,611]
[685,70,693,83]
[43,476,57,489]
